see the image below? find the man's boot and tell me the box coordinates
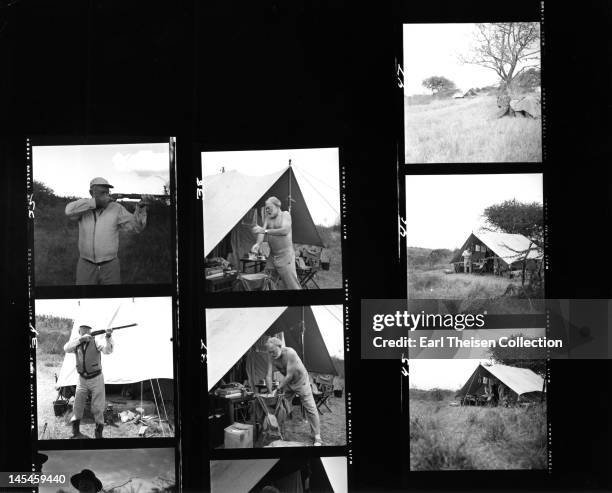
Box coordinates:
[71,420,81,439]
[95,423,104,439]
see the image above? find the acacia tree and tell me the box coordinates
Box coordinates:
[488,334,547,377]
[461,22,540,94]
[483,199,543,244]
[422,76,457,96]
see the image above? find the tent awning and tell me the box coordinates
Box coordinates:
[205,306,338,391]
[321,457,348,493]
[456,363,544,398]
[203,167,324,257]
[451,231,543,266]
[210,459,279,493]
[55,298,174,388]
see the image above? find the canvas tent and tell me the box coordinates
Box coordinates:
[456,363,545,403]
[203,167,324,261]
[450,231,543,272]
[210,457,347,493]
[55,297,174,390]
[206,306,338,392]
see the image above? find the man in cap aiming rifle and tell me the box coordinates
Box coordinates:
[251,196,302,290]
[65,177,149,285]
[63,325,114,439]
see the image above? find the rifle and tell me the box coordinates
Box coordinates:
[90,323,138,336]
[111,193,170,200]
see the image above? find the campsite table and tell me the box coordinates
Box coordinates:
[239,257,267,274]
[205,272,238,292]
[213,393,256,428]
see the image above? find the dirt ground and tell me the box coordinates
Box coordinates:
[214,393,346,449]
[37,353,175,440]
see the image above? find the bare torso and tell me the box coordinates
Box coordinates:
[265,211,293,253]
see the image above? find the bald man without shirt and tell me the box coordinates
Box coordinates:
[265,337,322,446]
[251,197,302,290]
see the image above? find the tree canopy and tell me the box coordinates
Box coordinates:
[461,22,541,93]
[487,335,547,377]
[422,76,457,96]
[483,199,543,244]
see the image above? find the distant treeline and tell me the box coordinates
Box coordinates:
[36,314,73,355]
[407,246,459,269]
[409,387,455,402]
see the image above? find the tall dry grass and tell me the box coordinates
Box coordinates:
[404,95,542,163]
[410,398,547,470]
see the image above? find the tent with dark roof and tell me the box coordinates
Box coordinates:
[210,456,347,493]
[203,167,324,262]
[456,363,545,404]
[450,231,543,273]
[205,306,339,392]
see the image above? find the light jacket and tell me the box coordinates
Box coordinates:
[65,198,146,263]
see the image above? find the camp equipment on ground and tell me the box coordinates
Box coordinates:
[224,422,254,448]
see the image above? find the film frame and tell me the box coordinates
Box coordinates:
[196,142,353,492]
[393,0,552,485]
[26,135,183,493]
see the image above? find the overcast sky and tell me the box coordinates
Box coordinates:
[409,359,488,391]
[40,448,175,493]
[403,23,539,96]
[35,297,171,330]
[33,143,170,197]
[404,173,543,250]
[202,148,340,226]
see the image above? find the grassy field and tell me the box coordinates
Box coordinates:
[34,189,172,286]
[404,95,542,163]
[410,397,547,470]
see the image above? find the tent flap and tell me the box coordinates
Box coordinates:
[55,298,174,388]
[203,167,323,257]
[210,459,279,493]
[456,363,544,398]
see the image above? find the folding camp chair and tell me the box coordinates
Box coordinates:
[312,380,334,414]
[296,257,320,289]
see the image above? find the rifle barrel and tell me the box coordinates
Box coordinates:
[111,193,170,200]
[90,323,138,336]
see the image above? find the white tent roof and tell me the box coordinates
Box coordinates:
[203,168,286,256]
[457,362,544,398]
[205,306,287,391]
[321,456,348,493]
[474,231,542,264]
[55,298,174,387]
[210,459,279,493]
[484,363,544,396]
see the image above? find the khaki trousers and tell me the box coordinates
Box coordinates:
[72,373,106,425]
[76,258,121,285]
[284,384,320,437]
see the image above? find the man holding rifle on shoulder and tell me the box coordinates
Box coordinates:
[63,324,114,439]
[65,177,150,285]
